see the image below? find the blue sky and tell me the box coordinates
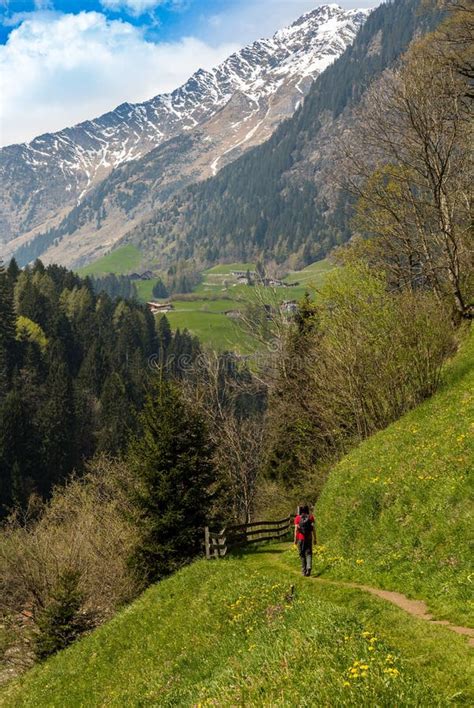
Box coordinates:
[0,1,374,146]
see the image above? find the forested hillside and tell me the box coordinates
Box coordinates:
[0,259,200,513]
[125,0,442,269]
[6,5,368,270]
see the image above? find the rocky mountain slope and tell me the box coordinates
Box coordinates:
[116,0,441,271]
[1,4,369,268]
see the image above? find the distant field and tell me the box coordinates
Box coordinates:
[169,259,335,351]
[165,308,256,353]
[78,245,142,276]
[134,279,156,302]
[285,258,337,286]
[78,253,335,351]
[205,262,256,275]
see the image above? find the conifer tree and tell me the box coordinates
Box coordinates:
[127,380,215,583]
[157,315,172,354]
[0,387,40,510]
[35,569,90,659]
[0,263,16,395]
[6,257,20,283]
[152,278,168,299]
[41,352,76,492]
[97,372,129,454]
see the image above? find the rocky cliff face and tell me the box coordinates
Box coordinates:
[1,5,369,267]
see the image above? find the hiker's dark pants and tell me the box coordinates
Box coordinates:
[297,540,312,575]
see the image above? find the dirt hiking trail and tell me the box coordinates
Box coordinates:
[315,576,474,647]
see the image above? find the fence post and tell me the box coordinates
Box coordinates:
[204,526,211,560]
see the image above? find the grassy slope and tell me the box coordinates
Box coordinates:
[166,308,256,353]
[2,547,472,707]
[77,245,142,276]
[317,328,474,626]
[3,333,473,705]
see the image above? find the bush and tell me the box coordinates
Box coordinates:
[0,457,140,674]
[263,264,456,485]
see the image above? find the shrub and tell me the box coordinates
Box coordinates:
[0,457,140,674]
[263,264,456,485]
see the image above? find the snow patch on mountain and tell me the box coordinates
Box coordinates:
[0,4,369,248]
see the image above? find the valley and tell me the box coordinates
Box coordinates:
[0,0,472,702]
[78,246,336,351]
[1,5,368,270]
[2,329,473,703]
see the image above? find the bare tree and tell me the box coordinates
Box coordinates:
[0,457,140,677]
[182,351,265,523]
[336,26,473,319]
[437,0,474,90]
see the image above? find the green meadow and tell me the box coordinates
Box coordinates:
[77,249,336,351]
[77,245,142,276]
[317,328,474,626]
[3,546,471,707]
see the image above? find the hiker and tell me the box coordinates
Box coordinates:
[294,504,316,577]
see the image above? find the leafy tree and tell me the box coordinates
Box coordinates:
[16,316,48,353]
[127,380,215,583]
[340,18,473,319]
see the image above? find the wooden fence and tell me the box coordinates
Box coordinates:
[204,515,292,559]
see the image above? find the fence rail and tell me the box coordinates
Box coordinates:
[204,515,292,559]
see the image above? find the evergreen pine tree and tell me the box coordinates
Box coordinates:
[41,351,76,492]
[152,278,169,299]
[97,372,129,454]
[127,380,215,583]
[0,387,40,511]
[6,258,20,284]
[157,315,172,358]
[35,569,90,659]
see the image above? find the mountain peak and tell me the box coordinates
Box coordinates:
[0,4,369,264]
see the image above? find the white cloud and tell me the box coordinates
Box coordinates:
[34,0,54,9]
[0,11,238,146]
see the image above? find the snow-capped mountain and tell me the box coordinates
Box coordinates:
[1,4,369,266]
